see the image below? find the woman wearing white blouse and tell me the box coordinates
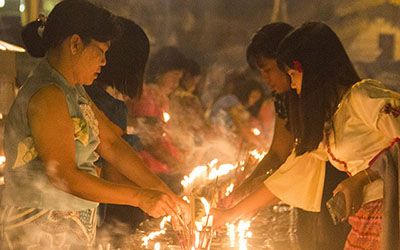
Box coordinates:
[214,22,400,249]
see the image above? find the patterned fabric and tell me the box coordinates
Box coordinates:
[2,59,99,210]
[273,92,288,120]
[369,139,400,250]
[0,206,96,249]
[382,103,400,118]
[345,199,383,250]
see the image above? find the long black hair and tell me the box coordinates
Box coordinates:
[246,22,294,69]
[96,17,150,99]
[277,22,360,155]
[21,0,118,58]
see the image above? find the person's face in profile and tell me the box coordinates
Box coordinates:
[74,38,110,85]
[247,89,262,107]
[257,57,290,94]
[157,69,184,96]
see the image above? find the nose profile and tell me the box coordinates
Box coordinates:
[100,54,107,66]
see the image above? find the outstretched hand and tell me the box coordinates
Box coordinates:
[138,189,181,218]
[210,208,234,229]
[333,173,366,218]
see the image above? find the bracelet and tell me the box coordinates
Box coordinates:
[363,169,373,184]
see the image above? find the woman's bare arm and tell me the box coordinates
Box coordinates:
[28,85,178,217]
[221,116,294,207]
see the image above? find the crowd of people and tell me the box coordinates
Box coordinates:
[0,0,399,249]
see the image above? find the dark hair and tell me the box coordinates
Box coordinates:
[96,17,150,99]
[185,58,201,76]
[277,22,360,155]
[246,22,294,70]
[233,79,264,107]
[179,58,201,90]
[236,79,265,117]
[217,70,265,116]
[146,46,187,83]
[21,0,118,58]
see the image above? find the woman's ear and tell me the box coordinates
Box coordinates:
[69,34,84,55]
[287,68,303,95]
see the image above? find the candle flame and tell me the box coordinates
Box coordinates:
[200,197,210,215]
[251,128,261,136]
[162,112,170,122]
[249,149,267,161]
[142,216,170,247]
[0,156,5,165]
[208,163,236,180]
[225,183,235,197]
[182,196,190,204]
[226,223,236,247]
[225,220,252,249]
[181,165,207,188]
[159,215,171,229]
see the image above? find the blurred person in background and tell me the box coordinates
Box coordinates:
[168,58,222,168]
[128,46,188,192]
[209,70,271,151]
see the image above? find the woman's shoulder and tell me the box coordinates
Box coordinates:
[28,84,67,111]
[350,79,400,101]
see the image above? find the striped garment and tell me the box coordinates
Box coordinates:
[345,199,383,250]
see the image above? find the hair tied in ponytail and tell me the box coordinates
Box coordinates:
[37,14,47,38]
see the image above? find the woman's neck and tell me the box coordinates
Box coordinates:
[47,49,76,86]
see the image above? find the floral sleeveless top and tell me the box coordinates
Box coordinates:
[2,60,100,210]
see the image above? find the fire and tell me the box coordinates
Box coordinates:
[226,220,252,250]
[200,197,210,215]
[208,163,236,180]
[249,149,266,161]
[181,159,238,192]
[251,128,261,136]
[226,223,236,247]
[0,156,5,185]
[238,220,252,250]
[0,156,5,165]
[225,183,235,197]
[162,112,170,122]
[141,216,171,248]
[180,165,207,189]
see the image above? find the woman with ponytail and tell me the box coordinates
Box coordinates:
[0,1,188,248]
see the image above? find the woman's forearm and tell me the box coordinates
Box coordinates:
[48,165,144,206]
[230,184,280,219]
[100,136,173,194]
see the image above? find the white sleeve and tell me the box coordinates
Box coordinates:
[351,81,400,139]
[264,147,327,212]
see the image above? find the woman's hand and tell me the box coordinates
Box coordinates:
[333,172,370,218]
[172,195,191,226]
[210,208,237,228]
[137,189,180,218]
